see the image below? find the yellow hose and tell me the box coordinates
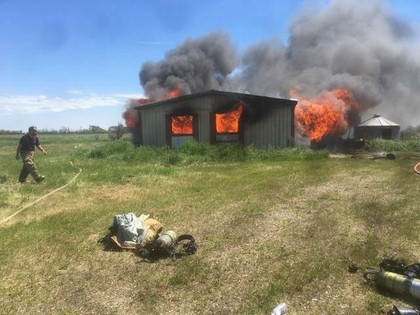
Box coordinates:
[0,162,82,225]
[414,161,420,175]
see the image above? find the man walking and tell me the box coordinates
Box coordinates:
[16,126,47,183]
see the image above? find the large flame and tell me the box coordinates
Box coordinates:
[216,102,244,133]
[123,111,136,129]
[123,89,184,129]
[172,115,193,134]
[123,98,150,129]
[292,89,361,142]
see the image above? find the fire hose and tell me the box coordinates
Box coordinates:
[0,161,82,225]
[414,161,420,175]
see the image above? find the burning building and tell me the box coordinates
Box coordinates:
[123,1,420,146]
[133,90,297,149]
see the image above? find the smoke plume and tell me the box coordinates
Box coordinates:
[238,0,420,127]
[136,0,420,128]
[139,31,238,101]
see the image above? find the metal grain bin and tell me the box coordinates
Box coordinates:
[354,114,400,140]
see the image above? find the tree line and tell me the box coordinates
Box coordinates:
[0,124,129,140]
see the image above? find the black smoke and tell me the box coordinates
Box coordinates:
[138,0,420,127]
[139,31,238,101]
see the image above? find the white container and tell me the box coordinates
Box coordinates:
[271,303,287,315]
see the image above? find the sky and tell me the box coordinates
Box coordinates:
[1,0,420,132]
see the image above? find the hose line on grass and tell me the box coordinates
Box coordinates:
[415,161,420,176]
[0,161,82,225]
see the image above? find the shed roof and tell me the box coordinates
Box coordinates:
[134,89,297,111]
[357,114,400,127]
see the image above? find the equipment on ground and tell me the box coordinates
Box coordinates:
[102,212,197,261]
[364,258,420,301]
[138,233,197,261]
[364,270,420,300]
[389,305,420,315]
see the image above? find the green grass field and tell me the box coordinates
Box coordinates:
[0,134,419,315]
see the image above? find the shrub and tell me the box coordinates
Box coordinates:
[108,123,126,140]
[178,140,210,156]
[366,139,420,152]
[75,140,330,164]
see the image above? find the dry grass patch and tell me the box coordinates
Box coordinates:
[1,153,419,314]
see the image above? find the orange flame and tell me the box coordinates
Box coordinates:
[123,98,150,129]
[123,88,183,130]
[292,89,360,142]
[216,102,244,133]
[123,111,136,129]
[172,115,193,135]
[168,88,181,98]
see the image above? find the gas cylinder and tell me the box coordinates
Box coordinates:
[156,230,177,249]
[364,269,420,300]
[390,305,420,315]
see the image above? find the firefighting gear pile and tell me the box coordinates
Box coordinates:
[378,258,420,279]
[103,212,197,260]
[364,258,420,314]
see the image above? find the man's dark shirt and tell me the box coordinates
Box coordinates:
[19,134,40,151]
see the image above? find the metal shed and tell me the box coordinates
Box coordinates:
[134,90,297,149]
[354,114,400,140]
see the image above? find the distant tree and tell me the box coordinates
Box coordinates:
[59,127,71,133]
[89,125,106,133]
[108,123,125,140]
[0,129,22,135]
[402,124,420,140]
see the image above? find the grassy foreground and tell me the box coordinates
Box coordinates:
[0,134,419,315]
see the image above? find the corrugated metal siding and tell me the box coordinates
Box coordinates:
[140,95,215,146]
[243,105,292,148]
[358,115,400,127]
[137,91,296,148]
[354,126,400,140]
[142,110,166,146]
[193,95,213,144]
[196,110,211,143]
